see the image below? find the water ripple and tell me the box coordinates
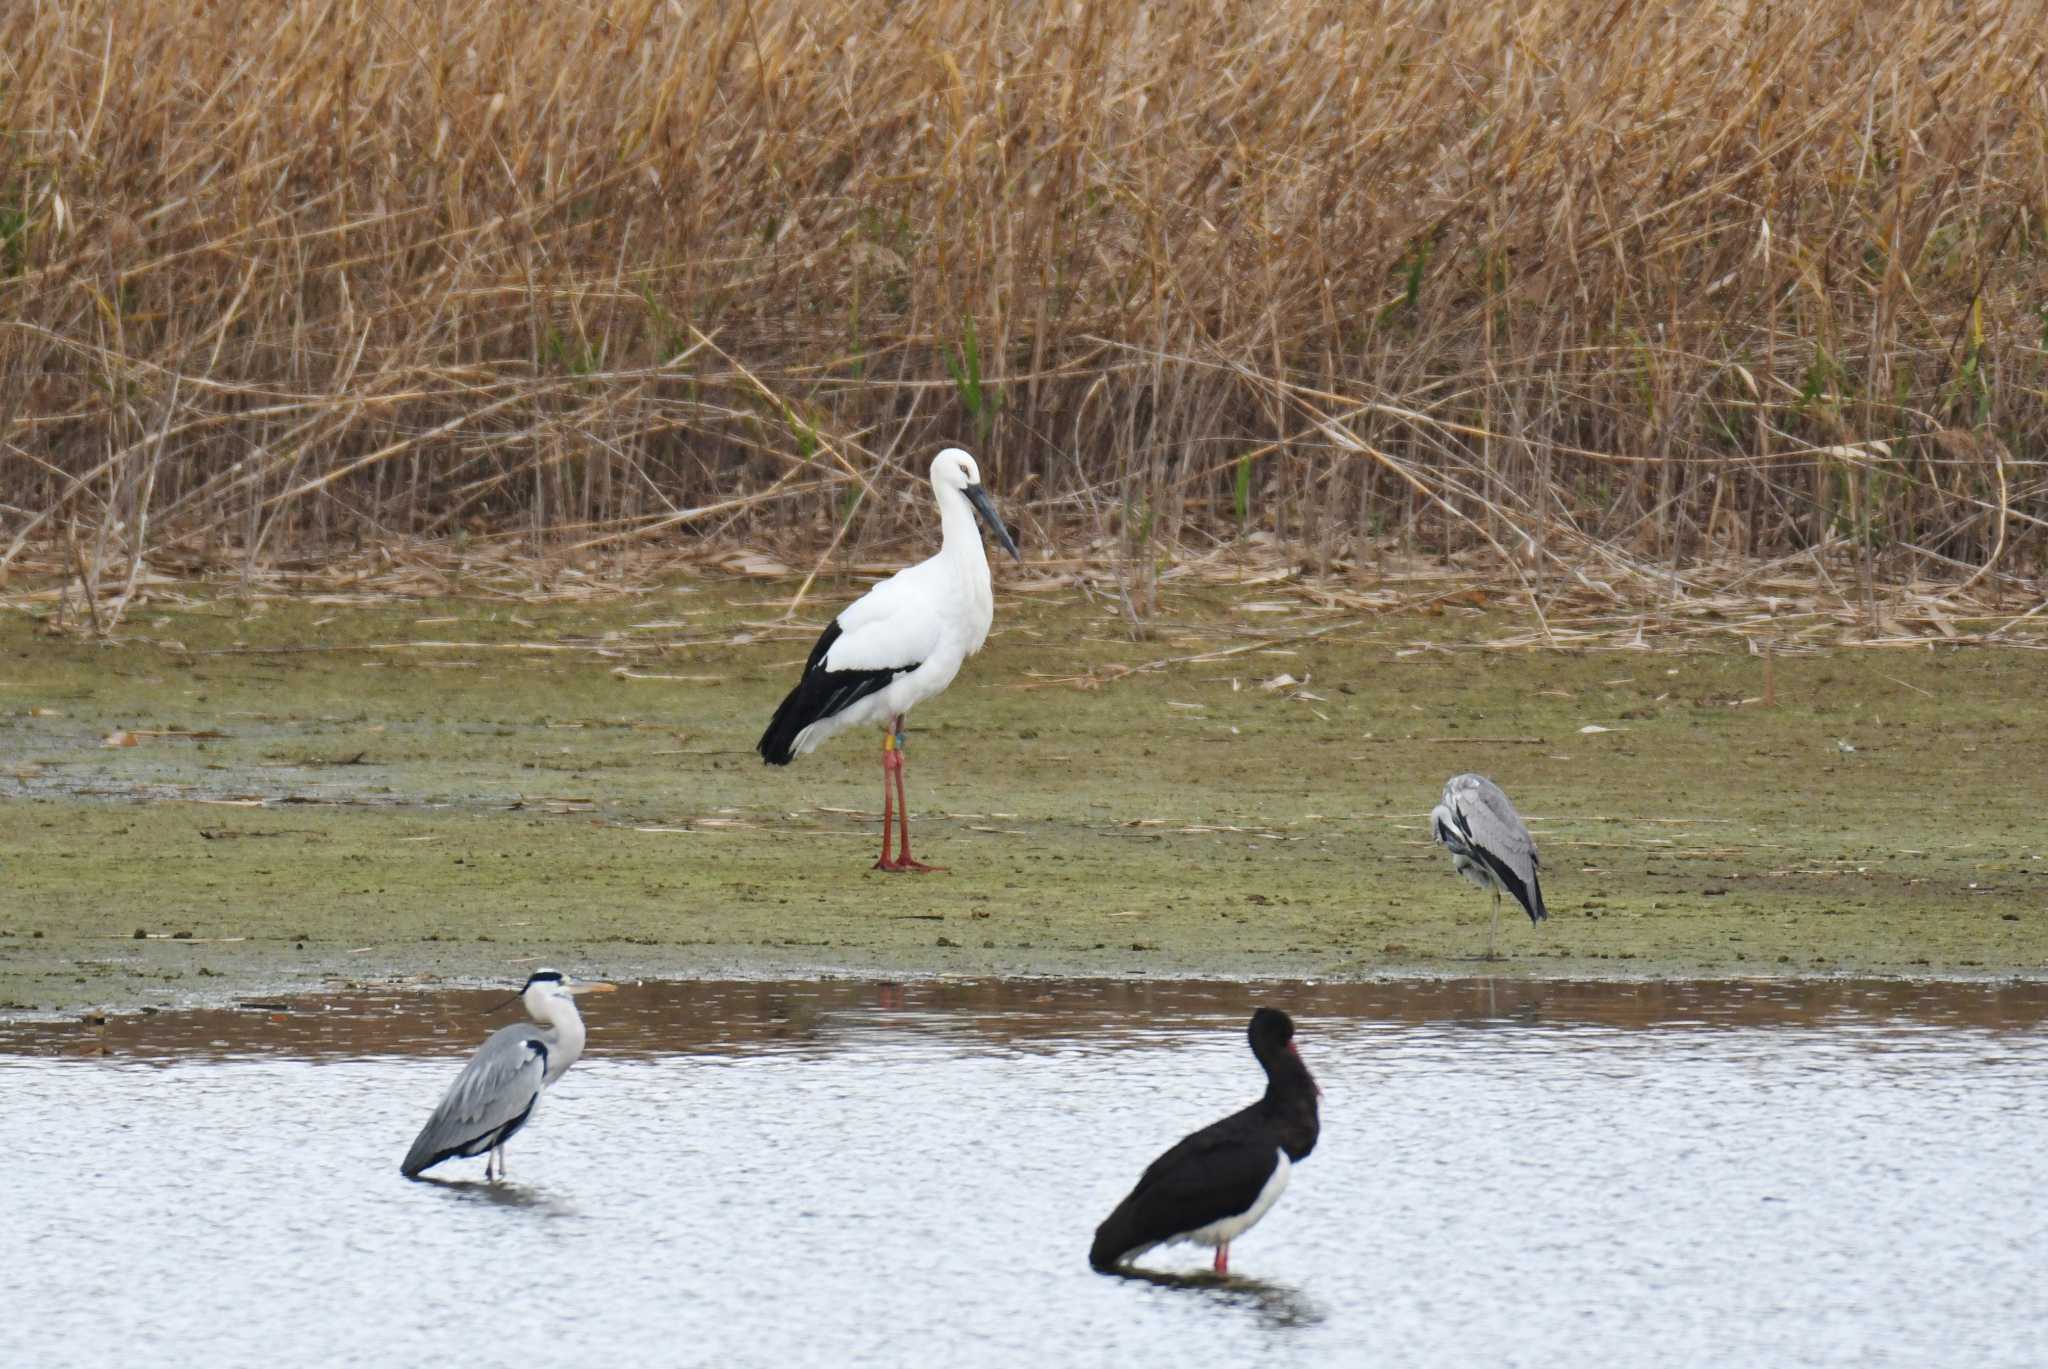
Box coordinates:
[9,978,2048,1368]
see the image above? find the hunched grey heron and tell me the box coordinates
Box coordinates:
[757,447,1021,872]
[1431,773,1548,959]
[400,968,614,1181]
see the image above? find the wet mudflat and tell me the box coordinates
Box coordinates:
[10,978,2048,1368]
[5,586,2048,1015]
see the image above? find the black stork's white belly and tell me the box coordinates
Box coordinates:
[1090,1008,1320,1276]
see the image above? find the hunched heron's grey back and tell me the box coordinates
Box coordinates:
[1432,772,1547,923]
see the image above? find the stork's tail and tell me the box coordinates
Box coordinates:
[756,692,806,766]
[1088,1197,1145,1272]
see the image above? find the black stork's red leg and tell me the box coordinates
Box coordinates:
[1088,1009,1319,1278]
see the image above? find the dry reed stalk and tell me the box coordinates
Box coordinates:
[4,527,2043,655]
[0,0,2043,622]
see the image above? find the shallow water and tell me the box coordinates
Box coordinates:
[11,979,2048,1368]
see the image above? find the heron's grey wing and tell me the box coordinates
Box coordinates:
[1448,778,1547,922]
[400,1024,549,1177]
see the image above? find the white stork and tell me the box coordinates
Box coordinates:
[1431,772,1549,959]
[757,447,1021,871]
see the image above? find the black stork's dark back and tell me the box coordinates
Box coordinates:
[1088,1007,1320,1272]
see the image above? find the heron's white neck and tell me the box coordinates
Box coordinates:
[932,479,990,573]
[527,990,587,1086]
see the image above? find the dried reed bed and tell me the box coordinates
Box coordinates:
[3,0,2045,619]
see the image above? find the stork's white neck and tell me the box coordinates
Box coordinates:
[933,478,989,572]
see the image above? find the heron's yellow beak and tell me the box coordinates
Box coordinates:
[569,980,617,995]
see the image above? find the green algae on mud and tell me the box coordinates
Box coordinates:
[2,579,2046,1015]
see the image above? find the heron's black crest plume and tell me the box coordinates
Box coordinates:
[482,969,561,1015]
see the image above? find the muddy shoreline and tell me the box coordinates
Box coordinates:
[5,579,2045,1017]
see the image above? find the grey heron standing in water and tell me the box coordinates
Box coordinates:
[1431,774,1548,959]
[400,969,615,1181]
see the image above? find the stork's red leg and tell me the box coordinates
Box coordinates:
[1213,1244,1229,1274]
[888,722,945,874]
[872,729,900,870]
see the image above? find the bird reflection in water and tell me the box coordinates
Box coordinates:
[1110,1267,1328,1332]
[410,1175,579,1218]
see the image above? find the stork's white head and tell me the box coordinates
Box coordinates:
[928,447,1021,561]
[930,447,982,491]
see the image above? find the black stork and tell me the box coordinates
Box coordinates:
[1089,1007,1321,1275]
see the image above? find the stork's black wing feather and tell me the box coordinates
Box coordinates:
[756,620,918,765]
[1089,1105,1282,1270]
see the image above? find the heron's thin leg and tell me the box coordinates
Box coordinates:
[1214,1244,1230,1275]
[872,726,900,870]
[1487,889,1502,961]
[890,725,945,874]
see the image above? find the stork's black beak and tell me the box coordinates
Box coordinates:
[965,483,1022,562]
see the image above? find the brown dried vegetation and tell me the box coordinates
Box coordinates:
[3,0,2045,600]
